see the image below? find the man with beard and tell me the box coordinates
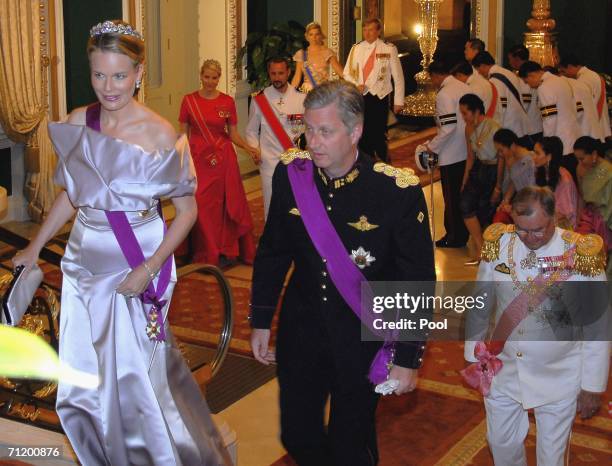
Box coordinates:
[249,80,435,465]
[246,57,306,218]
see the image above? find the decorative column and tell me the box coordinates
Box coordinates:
[524,0,558,67]
[401,0,444,117]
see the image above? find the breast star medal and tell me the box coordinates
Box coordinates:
[351,246,376,269]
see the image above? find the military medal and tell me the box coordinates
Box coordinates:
[145,304,165,341]
[216,106,231,119]
[520,250,538,269]
[351,246,376,269]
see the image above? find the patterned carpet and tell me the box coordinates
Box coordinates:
[389,136,441,187]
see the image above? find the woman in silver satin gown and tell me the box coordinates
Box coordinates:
[13,20,232,466]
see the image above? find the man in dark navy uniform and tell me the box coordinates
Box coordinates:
[249,80,436,466]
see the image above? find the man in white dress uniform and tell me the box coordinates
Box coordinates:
[466,186,610,466]
[520,61,581,184]
[246,57,305,218]
[559,55,611,142]
[343,17,404,163]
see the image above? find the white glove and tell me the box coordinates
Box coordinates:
[374,379,400,396]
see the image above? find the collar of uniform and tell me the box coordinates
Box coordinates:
[440,75,454,89]
[541,71,554,84]
[316,151,365,190]
[363,38,381,50]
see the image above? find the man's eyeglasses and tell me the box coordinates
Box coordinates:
[515,228,547,238]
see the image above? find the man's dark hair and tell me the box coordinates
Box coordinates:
[429,60,450,76]
[508,44,529,62]
[267,56,290,69]
[518,61,543,78]
[573,136,602,156]
[558,54,583,68]
[451,60,473,77]
[493,128,519,147]
[467,38,486,53]
[459,93,485,114]
[512,186,556,218]
[471,51,495,67]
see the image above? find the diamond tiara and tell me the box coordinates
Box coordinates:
[89,21,143,40]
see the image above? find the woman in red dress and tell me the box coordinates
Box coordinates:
[179,59,260,265]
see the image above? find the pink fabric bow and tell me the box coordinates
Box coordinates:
[460,341,503,396]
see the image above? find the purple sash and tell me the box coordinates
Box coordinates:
[85,103,172,342]
[286,157,394,384]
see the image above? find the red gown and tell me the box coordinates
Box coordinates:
[179,91,255,265]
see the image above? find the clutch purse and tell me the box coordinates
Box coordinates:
[1,264,43,326]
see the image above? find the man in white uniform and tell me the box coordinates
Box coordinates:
[343,17,404,163]
[507,45,543,147]
[466,186,610,466]
[246,57,305,218]
[426,60,470,248]
[520,61,581,183]
[473,51,530,145]
[559,55,611,141]
[451,60,502,125]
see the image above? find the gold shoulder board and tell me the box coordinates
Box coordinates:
[481,223,513,262]
[563,231,606,276]
[280,148,311,165]
[373,162,420,188]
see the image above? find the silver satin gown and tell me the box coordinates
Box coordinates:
[47,123,232,466]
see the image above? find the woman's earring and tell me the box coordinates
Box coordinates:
[136,79,142,89]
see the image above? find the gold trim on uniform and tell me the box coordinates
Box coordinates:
[280,148,312,165]
[373,162,420,188]
[348,215,379,232]
[481,223,515,262]
[289,207,301,216]
[417,211,425,223]
[562,231,606,276]
[317,167,360,189]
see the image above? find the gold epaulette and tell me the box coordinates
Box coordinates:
[562,231,606,276]
[250,89,263,98]
[373,162,420,188]
[280,148,311,165]
[481,223,515,262]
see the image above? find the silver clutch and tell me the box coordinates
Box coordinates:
[1,264,43,326]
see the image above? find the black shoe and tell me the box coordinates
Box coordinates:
[435,237,467,248]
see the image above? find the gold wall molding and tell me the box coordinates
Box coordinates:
[328,0,340,57]
[226,0,238,95]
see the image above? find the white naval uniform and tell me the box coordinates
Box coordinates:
[428,76,469,166]
[343,38,405,107]
[518,78,543,136]
[577,66,611,139]
[466,227,610,466]
[467,72,503,125]
[487,64,529,138]
[563,76,603,141]
[537,72,581,155]
[245,85,305,218]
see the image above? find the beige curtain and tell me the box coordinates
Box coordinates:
[0,0,57,221]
